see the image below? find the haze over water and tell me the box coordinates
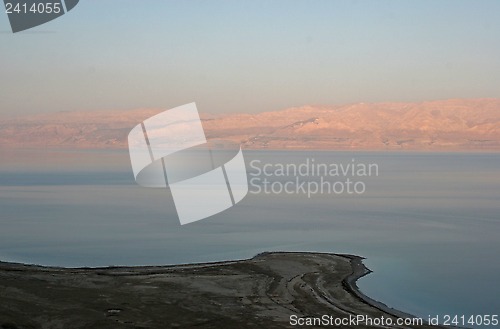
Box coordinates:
[0,149,498,327]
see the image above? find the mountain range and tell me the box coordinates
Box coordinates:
[1,98,499,151]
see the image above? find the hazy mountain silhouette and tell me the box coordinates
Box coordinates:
[1,99,499,151]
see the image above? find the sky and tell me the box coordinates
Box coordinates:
[1,0,500,116]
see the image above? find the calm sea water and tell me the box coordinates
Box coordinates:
[0,150,498,327]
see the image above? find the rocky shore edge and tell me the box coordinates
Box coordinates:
[0,252,446,329]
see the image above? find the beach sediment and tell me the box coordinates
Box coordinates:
[0,252,444,328]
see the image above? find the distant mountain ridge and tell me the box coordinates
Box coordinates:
[1,99,499,151]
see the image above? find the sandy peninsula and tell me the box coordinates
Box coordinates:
[0,252,446,329]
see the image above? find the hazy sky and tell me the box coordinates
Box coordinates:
[1,0,500,115]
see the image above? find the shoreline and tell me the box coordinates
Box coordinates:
[0,252,445,328]
[341,254,418,319]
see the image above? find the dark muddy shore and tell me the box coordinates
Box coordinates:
[0,252,445,329]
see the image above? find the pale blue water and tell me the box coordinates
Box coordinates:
[0,150,498,327]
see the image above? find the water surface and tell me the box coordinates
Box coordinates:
[0,150,498,327]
